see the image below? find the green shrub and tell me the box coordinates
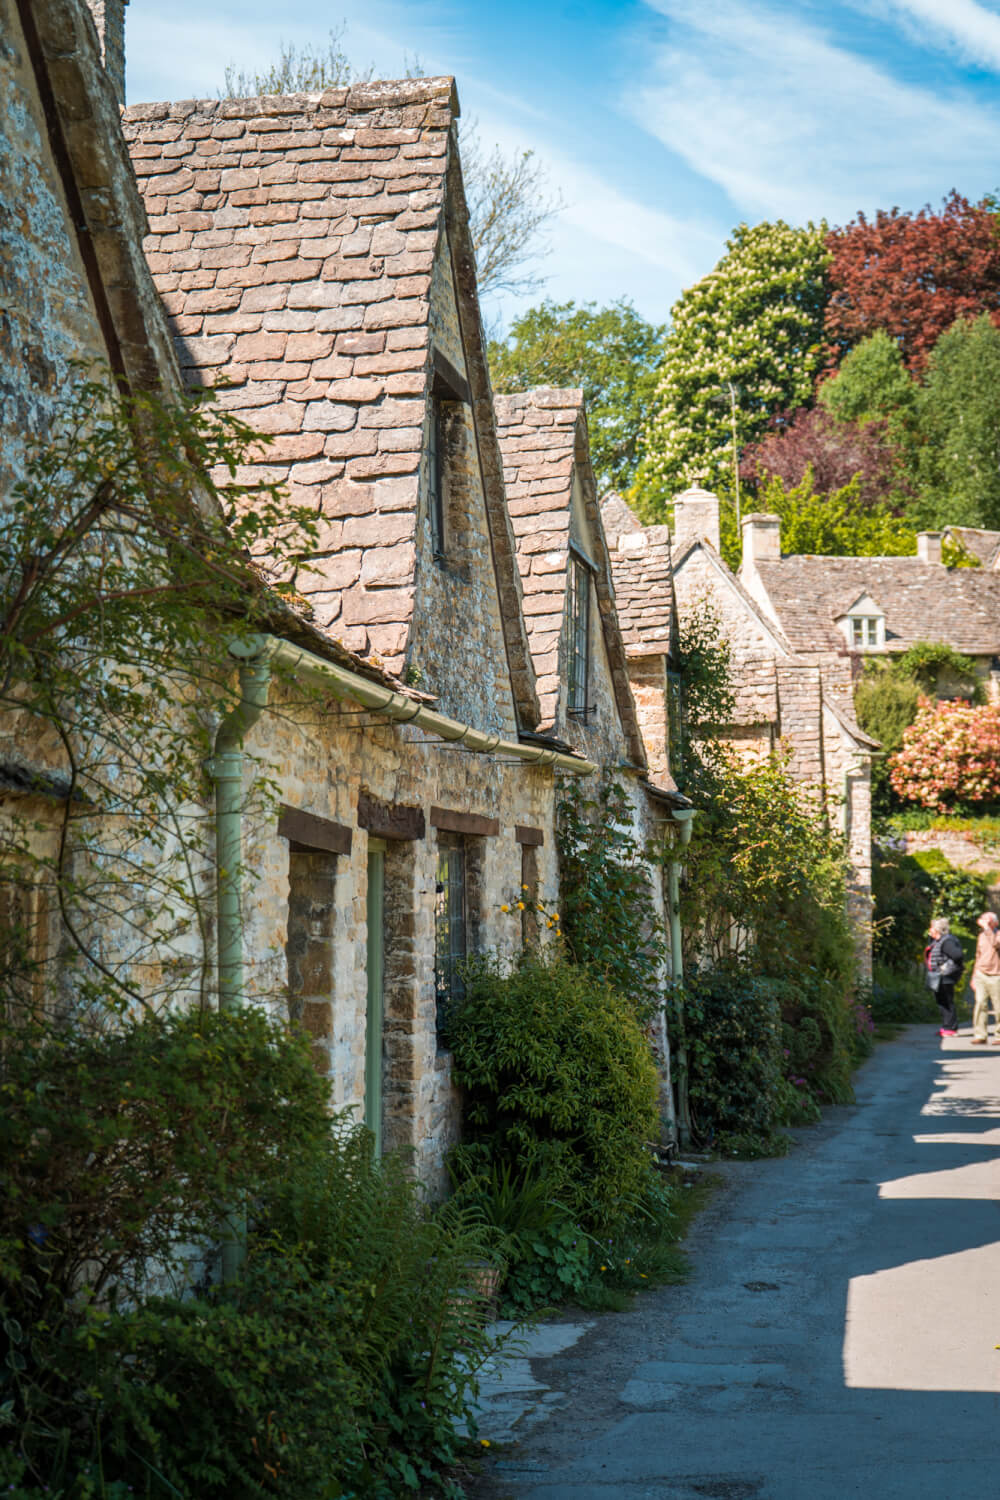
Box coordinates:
[873,845,936,968]
[676,964,784,1152]
[1,1012,500,1499]
[447,951,659,1230]
[868,963,938,1023]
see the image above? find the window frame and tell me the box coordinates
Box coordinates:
[426,350,472,566]
[566,546,593,719]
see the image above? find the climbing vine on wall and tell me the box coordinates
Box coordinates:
[556,776,666,1020]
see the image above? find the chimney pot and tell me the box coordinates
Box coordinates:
[741,512,782,572]
[917,531,943,564]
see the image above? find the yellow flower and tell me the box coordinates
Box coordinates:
[500,905,510,913]
[480,1439,491,1447]
[516,901,525,910]
[522,884,530,891]
[600,1264,607,1271]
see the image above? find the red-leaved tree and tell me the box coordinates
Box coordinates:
[825,192,1000,373]
[741,406,906,508]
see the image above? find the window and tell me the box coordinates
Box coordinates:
[435,836,467,1031]
[428,395,445,558]
[567,552,591,716]
[851,616,880,648]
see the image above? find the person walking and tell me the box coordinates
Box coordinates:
[925,917,965,1037]
[970,911,1000,1045]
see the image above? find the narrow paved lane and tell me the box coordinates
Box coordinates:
[471,1028,1000,1499]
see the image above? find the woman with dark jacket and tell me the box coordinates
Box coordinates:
[926,917,966,1037]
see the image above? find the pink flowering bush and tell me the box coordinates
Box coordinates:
[889,697,1000,811]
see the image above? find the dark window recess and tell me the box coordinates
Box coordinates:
[435,836,467,1032]
[567,552,592,717]
[428,395,446,558]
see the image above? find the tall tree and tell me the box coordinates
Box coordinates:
[825,192,1000,374]
[222,30,561,299]
[910,314,1000,529]
[818,330,917,425]
[635,220,830,515]
[488,299,665,493]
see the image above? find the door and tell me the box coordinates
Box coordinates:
[364,841,385,1155]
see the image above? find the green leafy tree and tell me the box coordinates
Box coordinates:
[488,299,666,492]
[636,220,830,514]
[818,329,917,425]
[909,314,1000,529]
[748,471,917,564]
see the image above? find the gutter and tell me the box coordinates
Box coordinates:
[265,637,598,775]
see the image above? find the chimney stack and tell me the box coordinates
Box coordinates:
[672,481,720,554]
[741,513,781,573]
[917,532,943,565]
[86,0,128,107]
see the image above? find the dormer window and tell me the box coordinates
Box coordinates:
[427,349,471,564]
[567,546,593,717]
[838,592,886,651]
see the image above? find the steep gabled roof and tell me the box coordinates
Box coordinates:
[750,555,1000,655]
[494,388,645,765]
[601,494,675,658]
[122,79,539,724]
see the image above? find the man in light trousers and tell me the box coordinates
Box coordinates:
[971,911,1000,1044]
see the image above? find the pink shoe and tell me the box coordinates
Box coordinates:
[939,1029,958,1037]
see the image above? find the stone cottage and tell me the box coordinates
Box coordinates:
[495,387,693,1123]
[113,46,691,1169]
[608,486,879,975]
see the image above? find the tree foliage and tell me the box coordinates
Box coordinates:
[908,314,1000,529]
[742,405,909,512]
[636,220,830,511]
[819,329,917,425]
[825,191,1000,373]
[222,28,561,299]
[746,472,916,563]
[488,299,665,492]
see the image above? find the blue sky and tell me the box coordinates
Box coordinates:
[126,0,1000,332]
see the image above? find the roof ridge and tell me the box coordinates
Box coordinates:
[123,75,458,122]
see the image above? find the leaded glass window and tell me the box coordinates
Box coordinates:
[567,553,591,716]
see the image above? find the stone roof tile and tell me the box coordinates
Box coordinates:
[753,555,1000,655]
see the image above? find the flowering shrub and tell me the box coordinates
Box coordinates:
[889,697,1000,811]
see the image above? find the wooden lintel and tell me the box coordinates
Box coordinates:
[430,806,500,837]
[357,791,425,841]
[514,824,544,847]
[278,805,352,856]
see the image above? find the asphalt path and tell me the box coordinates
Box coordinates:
[469,1025,1000,1499]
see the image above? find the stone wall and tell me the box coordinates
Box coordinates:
[241,677,560,1193]
[0,0,105,494]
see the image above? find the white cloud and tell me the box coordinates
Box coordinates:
[858,0,1000,73]
[634,0,1000,224]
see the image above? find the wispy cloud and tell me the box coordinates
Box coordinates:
[858,0,1000,73]
[633,0,1000,224]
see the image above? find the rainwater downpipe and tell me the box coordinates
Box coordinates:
[205,637,272,1284]
[667,809,696,1151]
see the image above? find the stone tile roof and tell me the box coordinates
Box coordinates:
[494,388,645,764]
[600,494,674,657]
[122,80,539,723]
[945,527,1000,570]
[752,555,1000,656]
